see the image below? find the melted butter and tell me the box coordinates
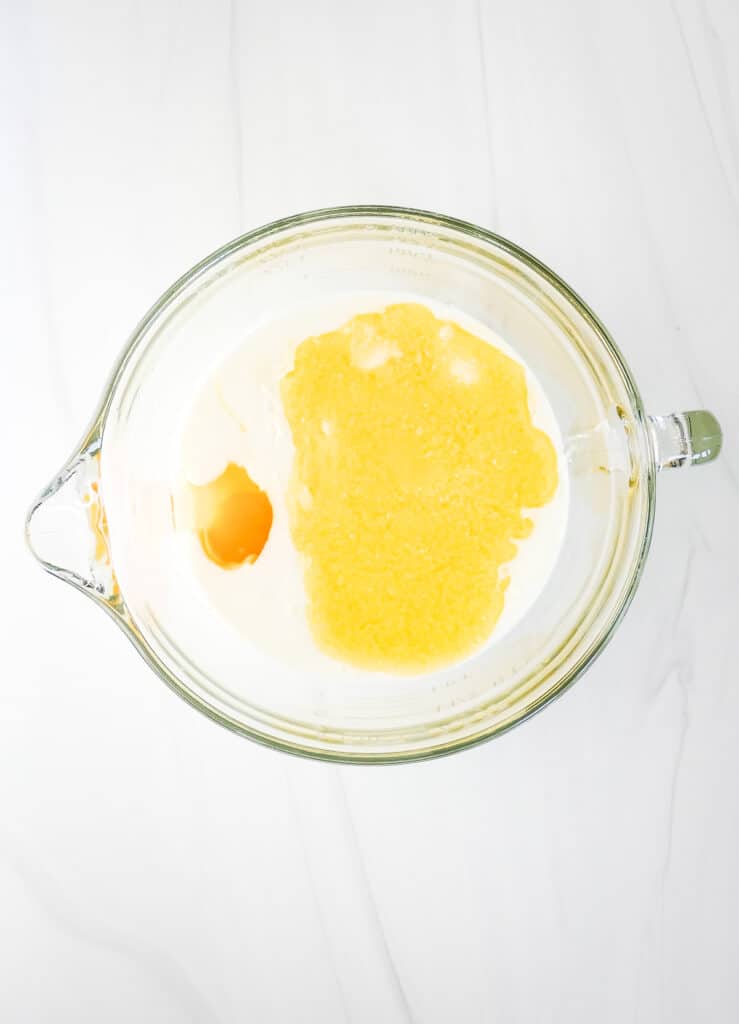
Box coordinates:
[86,480,109,562]
[281,302,558,672]
[83,473,120,599]
[185,462,273,569]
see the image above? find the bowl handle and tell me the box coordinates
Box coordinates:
[648,410,723,470]
[25,432,124,613]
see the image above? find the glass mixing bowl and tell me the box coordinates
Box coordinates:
[26,207,722,763]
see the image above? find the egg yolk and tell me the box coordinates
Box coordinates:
[281,302,558,673]
[190,462,273,568]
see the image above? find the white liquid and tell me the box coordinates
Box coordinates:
[177,293,569,679]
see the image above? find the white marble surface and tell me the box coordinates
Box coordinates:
[2,1,738,1020]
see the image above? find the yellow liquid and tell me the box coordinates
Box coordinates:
[282,302,558,672]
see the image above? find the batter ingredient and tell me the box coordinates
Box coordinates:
[281,302,558,672]
[187,462,273,569]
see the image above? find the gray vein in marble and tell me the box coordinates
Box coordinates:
[661,660,691,880]
[0,830,221,1022]
[645,541,696,704]
[655,654,693,1020]
[475,0,499,228]
[336,772,415,1024]
[594,97,702,396]
[284,766,351,1023]
[672,0,739,220]
[229,0,245,229]
[651,552,695,1013]
[700,0,739,198]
